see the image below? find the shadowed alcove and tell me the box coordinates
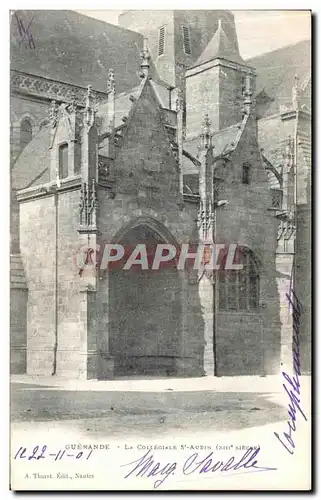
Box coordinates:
[109,223,182,377]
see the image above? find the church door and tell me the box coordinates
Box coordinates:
[109,224,181,377]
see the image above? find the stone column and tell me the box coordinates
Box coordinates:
[96,268,114,380]
[198,274,214,376]
[197,115,215,376]
[77,226,115,379]
[79,285,97,379]
[276,253,295,375]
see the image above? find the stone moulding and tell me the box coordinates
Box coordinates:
[185,57,256,79]
[16,176,82,202]
[11,70,108,106]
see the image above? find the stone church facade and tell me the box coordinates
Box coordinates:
[10,10,311,378]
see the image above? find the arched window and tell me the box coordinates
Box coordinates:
[20,119,32,150]
[59,143,69,179]
[241,76,246,96]
[242,163,250,185]
[218,248,259,311]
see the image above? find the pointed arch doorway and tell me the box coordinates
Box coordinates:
[109,222,181,377]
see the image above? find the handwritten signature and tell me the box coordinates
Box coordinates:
[121,447,277,488]
[274,288,308,454]
[14,12,36,49]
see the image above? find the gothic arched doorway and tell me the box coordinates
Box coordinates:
[109,223,181,377]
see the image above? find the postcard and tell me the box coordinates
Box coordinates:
[10,8,311,491]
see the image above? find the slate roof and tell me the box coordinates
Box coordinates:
[97,87,141,131]
[247,39,311,118]
[211,122,243,158]
[194,20,244,67]
[12,126,50,190]
[97,81,172,133]
[183,121,242,167]
[10,10,157,95]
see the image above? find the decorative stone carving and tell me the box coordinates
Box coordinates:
[199,114,212,150]
[59,102,74,138]
[176,87,184,113]
[242,75,253,117]
[140,38,150,78]
[49,99,79,147]
[197,199,214,242]
[79,179,98,227]
[67,92,77,113]
[11,70,107,106]
[107,68,115,94]
[113,127,125,147]
[277,219,295,241]
[98,156,110,186]
[292,74,300,110]
[88,178,98,227]
[49,100,59,128]
[168,141,179,165]
[84,85,96,131]
[79,182,88,226]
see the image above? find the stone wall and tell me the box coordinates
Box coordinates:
[259,110,311,374]
[186,62,249,137]
[10,254,28,374]
[55,189,87,378]
[19,187,98,378]
[20,196,56,375]
[276,253,294,373]
[215,119,281,374]
[296,112,311,373]
[296,205,311,373]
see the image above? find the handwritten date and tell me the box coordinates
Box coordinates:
[14,445,93,461]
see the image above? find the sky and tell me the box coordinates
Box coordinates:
[76,10,311,59]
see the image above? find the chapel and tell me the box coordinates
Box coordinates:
[10,10,311,378]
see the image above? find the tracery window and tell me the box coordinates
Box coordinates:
[59,143,69,179]
[271,189,283,209]
[20,119,32,150]
[241,76,246,96]
[218,248,259,311]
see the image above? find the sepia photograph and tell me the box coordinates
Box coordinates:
[9,7,311,491]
